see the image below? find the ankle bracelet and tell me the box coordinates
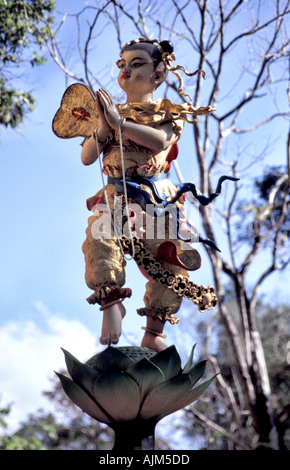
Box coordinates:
[99,298,124,311]
[141,327,166,338]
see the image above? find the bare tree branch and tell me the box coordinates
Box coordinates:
[185,407,249,450]
[224,4,290,54]
[233,112,289,134]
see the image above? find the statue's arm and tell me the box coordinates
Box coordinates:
[81,93,111,166]
[98,88,181,154]
[122,120,179,153]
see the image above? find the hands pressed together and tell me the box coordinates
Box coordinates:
[95,88,121,140]
[85,87,174,159]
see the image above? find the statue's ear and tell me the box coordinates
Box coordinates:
[152,64,167,87]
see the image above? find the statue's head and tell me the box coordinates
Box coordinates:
[120,38,174,69]
[117,38,175,91]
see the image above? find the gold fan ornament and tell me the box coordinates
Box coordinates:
[52,83,101,139]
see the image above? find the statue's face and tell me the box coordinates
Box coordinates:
[117,49,156,97]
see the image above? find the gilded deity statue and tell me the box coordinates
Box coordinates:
[53,38,237,352]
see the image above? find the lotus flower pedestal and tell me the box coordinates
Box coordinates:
[57,345,215,451]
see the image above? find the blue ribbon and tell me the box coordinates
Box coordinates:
[107,174,239,251]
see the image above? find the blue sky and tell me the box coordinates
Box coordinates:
[0,0,289,444]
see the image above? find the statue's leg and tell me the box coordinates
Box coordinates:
[138,213,189,351]
[100,302,126,346]
[138,268,184,352]
[82,214,131,345]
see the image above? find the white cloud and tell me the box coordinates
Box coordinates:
[0,301,101,431]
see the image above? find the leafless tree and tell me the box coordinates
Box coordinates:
[24,0,290,449]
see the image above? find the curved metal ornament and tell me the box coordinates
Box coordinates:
[52,83,101,139]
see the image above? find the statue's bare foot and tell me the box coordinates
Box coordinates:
[140,316,167,352]
[100,302,126,346]
[141,331,167,352]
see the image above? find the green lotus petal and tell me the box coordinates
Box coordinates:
[87,346,135,373]
[56,372,112,424]
[158,375,218,420]
[150,345,181,380]
[93,370,141,421]
[141,374,217,421]
[140,374,192,420]
[182,344,197,374]
[125,357,165,400]
[62,348,99,395]
[188,360,207,385]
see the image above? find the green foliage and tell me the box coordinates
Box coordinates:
[235,165,289,252]
[0,0,55,128]
[0,404,10,431]
[0,404,46,450]
[255,166,290,239]
[0,384,114,450]
[0,77,35,128]
[2,434,46,450]
[5,411,112,450]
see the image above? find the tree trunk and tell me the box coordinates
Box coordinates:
[210,252,280,449]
